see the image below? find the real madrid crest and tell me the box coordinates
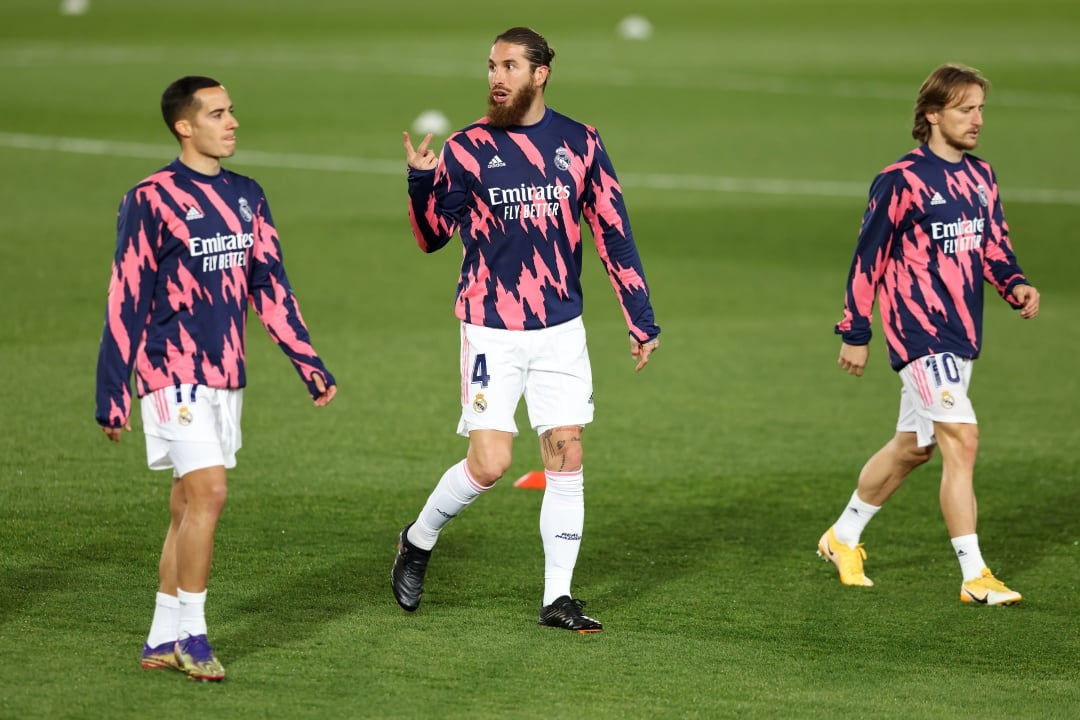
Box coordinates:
[473,393,488,413]
[554,147,571,172]
[940,391,955,410]
[976,185,988,207]
[178,406,194,426]
[238,196,253,222]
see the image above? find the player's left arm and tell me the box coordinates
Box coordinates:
[248,193,337,405]
[582,130,660,364]
[980,173,1038,319]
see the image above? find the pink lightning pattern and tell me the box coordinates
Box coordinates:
[836,146,1029,371]
[96,160,334,427]
[406,109,658,343]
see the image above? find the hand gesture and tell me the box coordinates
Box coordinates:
[631,336,660,372]
[403,131,438,171]
[1011,284,1040,319]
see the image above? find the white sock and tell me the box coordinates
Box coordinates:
[408,459,486,551]
[177,588,208,640]
[540,468,585,606]
[951,534,987,582]
[832,490,881,547]
[146,592,180,648]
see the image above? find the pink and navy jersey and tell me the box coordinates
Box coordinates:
[835,145,1029,371]
[95,160,334,427]
[407,107,659,342]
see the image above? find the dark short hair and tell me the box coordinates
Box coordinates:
[494,27,555,87]
[912,64,990,143]
[161,76,222,141]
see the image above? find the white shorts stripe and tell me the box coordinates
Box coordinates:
[153,388,170,424]
[911,359,934,407]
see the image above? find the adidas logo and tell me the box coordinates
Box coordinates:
[487,155,506,169]
[185,206,205,221]
[930,192,946,206]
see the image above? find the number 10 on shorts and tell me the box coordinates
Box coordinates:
[923,352,961,387]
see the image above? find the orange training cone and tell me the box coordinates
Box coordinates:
[513,470,547,490]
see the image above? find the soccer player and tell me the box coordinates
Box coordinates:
[96,76,337,680]
[392,27,661,632]
[819,64,1039,605]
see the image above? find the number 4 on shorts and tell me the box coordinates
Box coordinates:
[471,353,490,388]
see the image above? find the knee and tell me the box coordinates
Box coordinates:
[183,472,228,516]
[198,480,228,515]
[893,436,935,472]
[467,447,512,487]
[905,443,935,469]
[540,426,584,473]
[940,424,979,464]
[169,482,187,521]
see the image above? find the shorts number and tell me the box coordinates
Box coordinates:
[923,353,960,387]
[470,353,490,388]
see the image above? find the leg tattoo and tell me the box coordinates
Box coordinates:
[541,427,582,472]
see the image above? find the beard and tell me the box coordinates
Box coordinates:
[945,134,978,153]
[486,82,538,128]
[941,125,978,153]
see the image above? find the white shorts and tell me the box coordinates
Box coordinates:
[457,317,594,437]
[896,352,977,447]
[140,384,243,477]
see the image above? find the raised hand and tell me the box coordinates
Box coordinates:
[403,131,438,171]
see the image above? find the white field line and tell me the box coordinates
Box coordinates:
[1,131,1077,206]
[4,44,1079,110]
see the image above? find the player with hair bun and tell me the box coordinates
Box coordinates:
[393,27,661,632]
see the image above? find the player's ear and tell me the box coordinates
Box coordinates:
[533,64,549,88]
[173,118,193,139]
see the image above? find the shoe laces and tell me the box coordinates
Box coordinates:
[560,597,588,615]
[838,543,867,574]
[181,635,214,660]
[973,569,1008,591]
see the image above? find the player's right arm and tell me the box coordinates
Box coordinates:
[834,171,901,364]
[95,186,160,431]
[404,131,469,253]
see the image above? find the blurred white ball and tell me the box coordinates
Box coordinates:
[617,15,653,40]
[412,110,450,136]
[60,0,90,15]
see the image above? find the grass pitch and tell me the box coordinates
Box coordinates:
[1,1,1078,718]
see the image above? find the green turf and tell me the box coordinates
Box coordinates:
[1,0,1078,718]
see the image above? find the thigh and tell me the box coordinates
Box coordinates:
[457,323,526,437]
[179,463,229,504]
[524,318,594,433]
